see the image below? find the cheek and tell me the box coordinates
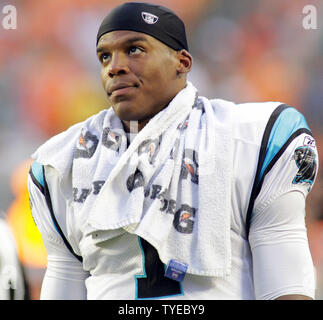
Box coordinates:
[150,67,175,94]
[158,58,178,83]
[100,68,107,87]
[143,63,174,89]
[134,54,174,82]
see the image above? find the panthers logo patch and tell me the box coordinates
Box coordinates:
[292,146,317,187]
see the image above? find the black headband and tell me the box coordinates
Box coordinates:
[96,2,188,51]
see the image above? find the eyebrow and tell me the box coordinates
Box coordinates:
[96,36,149,54]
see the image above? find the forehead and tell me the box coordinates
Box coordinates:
[97,30,166,50]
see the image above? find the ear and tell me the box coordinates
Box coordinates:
[176,50,193,75]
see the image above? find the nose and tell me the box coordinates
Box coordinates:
[107,53,130,78]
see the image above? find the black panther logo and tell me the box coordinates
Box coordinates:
[292,146,317,186]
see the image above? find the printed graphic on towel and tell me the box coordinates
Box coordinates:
[126,169,144,192]
[138,136,161,165]
[192,97,205,113]
[72,180,105,203]
[173,204,196,234]
[170,137,180,159]
[142,183,195,234]
[102,127,122,152]
[92,180,105,195]
[292,146,317,187]
[144,184,177,215]
[181,149,199,184]
[73,188,91,203]
[74,130,99,159]
[177,119,189,131]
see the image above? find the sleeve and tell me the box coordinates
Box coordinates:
[254,131,318,211]
[28,164,89,300]
[250,191,316,300]
[248,107,318,300]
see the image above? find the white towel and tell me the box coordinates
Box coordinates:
[33,82,234,277]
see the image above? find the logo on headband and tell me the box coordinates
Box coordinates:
[141,12,159,24]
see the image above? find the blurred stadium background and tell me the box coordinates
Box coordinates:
[0,0,322,299]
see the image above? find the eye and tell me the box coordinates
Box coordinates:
[99,52,111,63]
[128,46,143,55]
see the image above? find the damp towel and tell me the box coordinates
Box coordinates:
[32,82,234,277]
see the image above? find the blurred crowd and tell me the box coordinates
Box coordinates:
[0,0,322,299]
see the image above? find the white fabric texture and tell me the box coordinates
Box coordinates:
[251,191,315,299]
[32,82,235,277]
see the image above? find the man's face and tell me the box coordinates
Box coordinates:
[96,30,185,130]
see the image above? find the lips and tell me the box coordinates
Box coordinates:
[107,82,139,96]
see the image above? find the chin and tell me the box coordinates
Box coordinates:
[112,103,142,121]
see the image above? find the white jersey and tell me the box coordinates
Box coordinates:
[27,100,318,300]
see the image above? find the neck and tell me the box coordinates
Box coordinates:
[122,118,150,133]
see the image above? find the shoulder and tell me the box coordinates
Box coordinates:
[244,103,315,234]
[232,101,309,133]
[228,101,311,147]
[234,101,282,121]
[234,101,313,186]
[32,109,109,178]
[209,99,283,141]
[28,161,83,263]
[34,109,109,157]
